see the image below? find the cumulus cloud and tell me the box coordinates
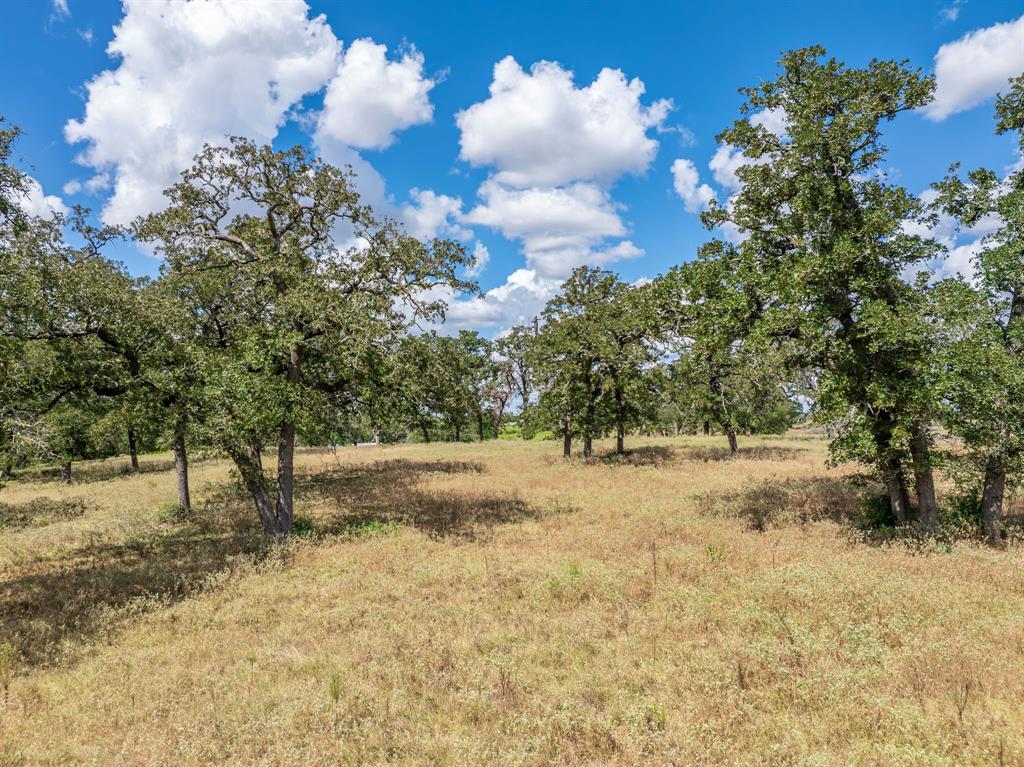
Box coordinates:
[437,268,560,332]
[316,39,436,150]
[463,180,643,279]
[64,0,341,225]
[465,241,490,277]
[670,158,715,213]
[452,56,665,299]
[51,0,70,20]
[457,56,671,188]
[17,177,68,219]
[399,188,471,242]
[924,15,1024,121]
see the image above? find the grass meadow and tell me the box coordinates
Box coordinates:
[0,434,1021,766]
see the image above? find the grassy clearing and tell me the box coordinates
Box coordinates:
[0,434,1021,766]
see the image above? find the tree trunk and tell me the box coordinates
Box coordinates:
[614,385,625,455]
[880,457,912,524]
[562,429,571,459]
[60,461,71,484]
[127,426,140,472]
[420,422,431,443]
[274,421,295,536]
[172,422,191,516]
[725,428,738,455]
[454,424,461,442]
[231,446,278,535]
[477,409,485,441]
[583,434,593,458]
[980,452,1006,544]
[909,421,939,530]
[703,420,710,436]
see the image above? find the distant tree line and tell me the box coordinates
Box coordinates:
[1,49,1020,541]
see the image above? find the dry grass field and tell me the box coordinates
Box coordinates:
[0,434,1021,766]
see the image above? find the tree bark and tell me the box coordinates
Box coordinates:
[980,452,1006,544]
[420,422,431,443]
[271,344,300,537]
[880,457,912,524]
[703,420,710,436]
[583,434,593,458]
[60,461,71,484]
[274,420,295,536]
[477,409,485,441]
[725,428,738,455]
[614,385,625,455]
[231,446,278,536]
[172,421,191,516]
[127,426,140,472]
[909,421,939,530]
[454,424,461,442]
[562,429,571,459]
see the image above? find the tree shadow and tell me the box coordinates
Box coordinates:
[294,458,566,540]
[0,458,568,669]
[17,455,210,484]
[0,500,264,668]
[591,444,807,467]
[701,475,1024,547]
[678,446,808,463]
[0,497,87,529]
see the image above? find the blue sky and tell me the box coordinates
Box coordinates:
[4,0,1023,334]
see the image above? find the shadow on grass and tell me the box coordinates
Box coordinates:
[294,458,564,540]
[0,497,87,530]
[700,475,1024,548]
[0,458,564,668]
[591,444,807,467]
[0,500,263,668]
[16,455,210,485]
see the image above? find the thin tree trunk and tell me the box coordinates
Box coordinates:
[909,421,939,529]
[454,424,461,442]
[726,428,738,455]
[172,421,191,516]
[127,426,140,472]
[275,421,295,536]
[583,434,593,458]
[703,420,710,436]
[477,410,485,441]
[615,385,625,455]
[563,429,571,459]
[980,452,1006,544]
[272,344,300,537]
[60,461,71,484]
[420,422,431,443]
[880,457,912,524]
[231,447,277,535]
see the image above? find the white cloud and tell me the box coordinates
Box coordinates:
[456,56,671,188]
[65,0,341,225]
[399,188,470,242]
[316,39,436,150]
[940,0,964,24]
[465,241,490,277]
[17,177,68,219]
[62,171,111,196]
[51,0,70,20]
[463,180,642,279]
[436,268,560,331]
[671,158,715,213]
[924,15,1024,121]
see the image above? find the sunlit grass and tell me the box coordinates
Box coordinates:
[0,434,1020,766]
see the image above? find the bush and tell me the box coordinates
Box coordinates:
[498,425,522,440]
[532,430,556,441]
